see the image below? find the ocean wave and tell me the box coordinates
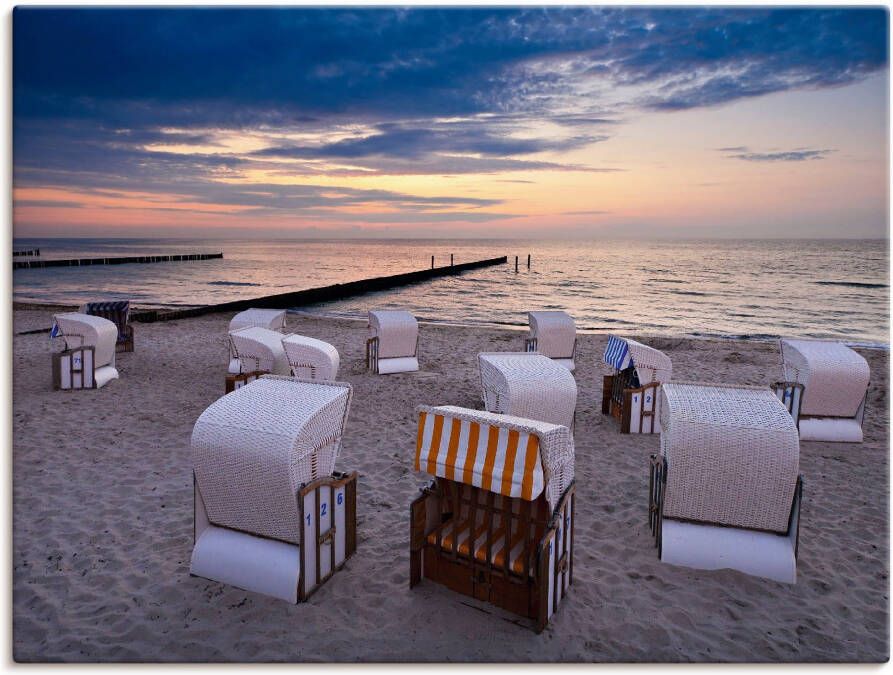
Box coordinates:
[208,280,262,287]
[815,281,888,289]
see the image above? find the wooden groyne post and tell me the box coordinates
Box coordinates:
[13,252,223,270]
[514,256,519,273]
[527,254,531,269]
[133,256,508,323]
[13,249,39,257]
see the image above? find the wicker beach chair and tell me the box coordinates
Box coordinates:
[649,382,802,583]
[478,352,577,431]
[776,339,870,443]
[525,311,577,371]
[226,326,292,393]
[227,308,288,374]
[282,334,340,381]
[191,376,357,603]
[366,310,419,374]
[602,335,672,434]
[410,405,575,633]
[81,300,134,352]
[51,312,120,389]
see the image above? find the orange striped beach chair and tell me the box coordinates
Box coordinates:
[409,405,575,632]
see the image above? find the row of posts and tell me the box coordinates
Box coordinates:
[430,254,531,271]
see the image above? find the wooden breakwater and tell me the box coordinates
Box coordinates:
[133,255,507,323]
[13,252,223,270]
[13,248,40,257]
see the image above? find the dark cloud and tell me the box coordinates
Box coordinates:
[720,146,835,162]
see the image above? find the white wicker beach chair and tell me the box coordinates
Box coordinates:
[191,376,357,603]
[649,382,802,584]
[282,334,340,381]
[51,312,120,389]
[366,310,419,374]
[478,352,577,431]
[410,405,575,632]
[602,335,673,434]
[227,309,287,373]
[525,311,577,371]
[778,339,870,443]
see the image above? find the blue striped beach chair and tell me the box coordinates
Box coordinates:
[82,300,134,352]
[602,335,672,434]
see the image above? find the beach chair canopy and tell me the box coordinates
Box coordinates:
[192,376,352,544]
[780,339,869,418]
[81,301,130,343]
[415,405,574,511]
[52,312,118,368]
[478,352,577,430]
[368,310,418,359]
[527,311,576,359]
[604,335,672,385]
[659,382,799,533]
[229,326,291,375]
[282,333,340,381]
[229,308,287,333]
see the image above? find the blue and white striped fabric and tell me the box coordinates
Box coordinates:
[49,321,60,338]
[603,335,632,370]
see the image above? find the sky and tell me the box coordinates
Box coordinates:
[11,7,891,239]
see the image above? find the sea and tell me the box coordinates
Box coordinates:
[12,237,890,347]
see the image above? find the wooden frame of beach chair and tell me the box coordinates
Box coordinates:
[410,478,574,633]
[224,370,266,394]
[82,301,134,353]
[193,470,358,602]
[409,405,575,632]
[771,381,805,427]
[52,346,96,390]
[601,336,671,434]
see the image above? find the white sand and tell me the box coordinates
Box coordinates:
[12,308,889,662]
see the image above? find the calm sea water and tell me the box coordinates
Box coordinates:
[12,238,890,346]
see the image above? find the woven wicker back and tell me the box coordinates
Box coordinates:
[229,326,291,375]
[625,338,672,385]
[82,301,130,344]
[659,382,799,533]
[368,310,418,359]
[282,334,340,380]
[192,377,352,544]
[780,339,869,418]
[54,312,118,368]
[528,311,576,359]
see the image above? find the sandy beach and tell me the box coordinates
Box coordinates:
[11,308,889,662]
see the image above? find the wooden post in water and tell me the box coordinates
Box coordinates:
[431,255,435,269]
[527,254,531,269]
[450,253,454,267]
[515,256,519,273]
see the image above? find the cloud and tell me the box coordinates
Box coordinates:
[719,146,835,162]
[561,210,611,216]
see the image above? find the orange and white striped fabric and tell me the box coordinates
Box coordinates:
[415,409,545,501]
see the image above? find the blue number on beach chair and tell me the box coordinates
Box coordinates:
[337,492,343,506]
[320,503,327,517]
[306,514,311,527]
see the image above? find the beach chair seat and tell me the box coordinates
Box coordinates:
[81,300,134,352]
[225,326,291,393]
[191,376,357,603]
[410,406,575,632]
[777,339,869,442]
[366,310,419,374]
[602,335,672,434]
[51,312,120,389]
[478,352,577,431]
[282,334,340,381]
[227,309,287,373]
[649,382,802,583]
[525,311,577,371]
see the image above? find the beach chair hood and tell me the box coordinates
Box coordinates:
[53,312,118,368]
[368,310,418,359]
[415,405,574,512]
[527,311,576,359]
[228,326,291,375]
[604,335,672,385]
[780,339,869,418]
[191,376,352,544]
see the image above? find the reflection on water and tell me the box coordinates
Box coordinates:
[12,237,889,345]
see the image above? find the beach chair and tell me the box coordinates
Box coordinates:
[478,352,577,431]
[226,326,291,393]
[227,308,288,374]
[282,334,340,381]
[191,376,357,603]
[366,310,419,374]
[51,312,120,390]
[649,382,802,584]
[777,339,870,443]
[81,300,134,352]
[601,335,672,434]
[525,311,577,371]
[410,406,575,632]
